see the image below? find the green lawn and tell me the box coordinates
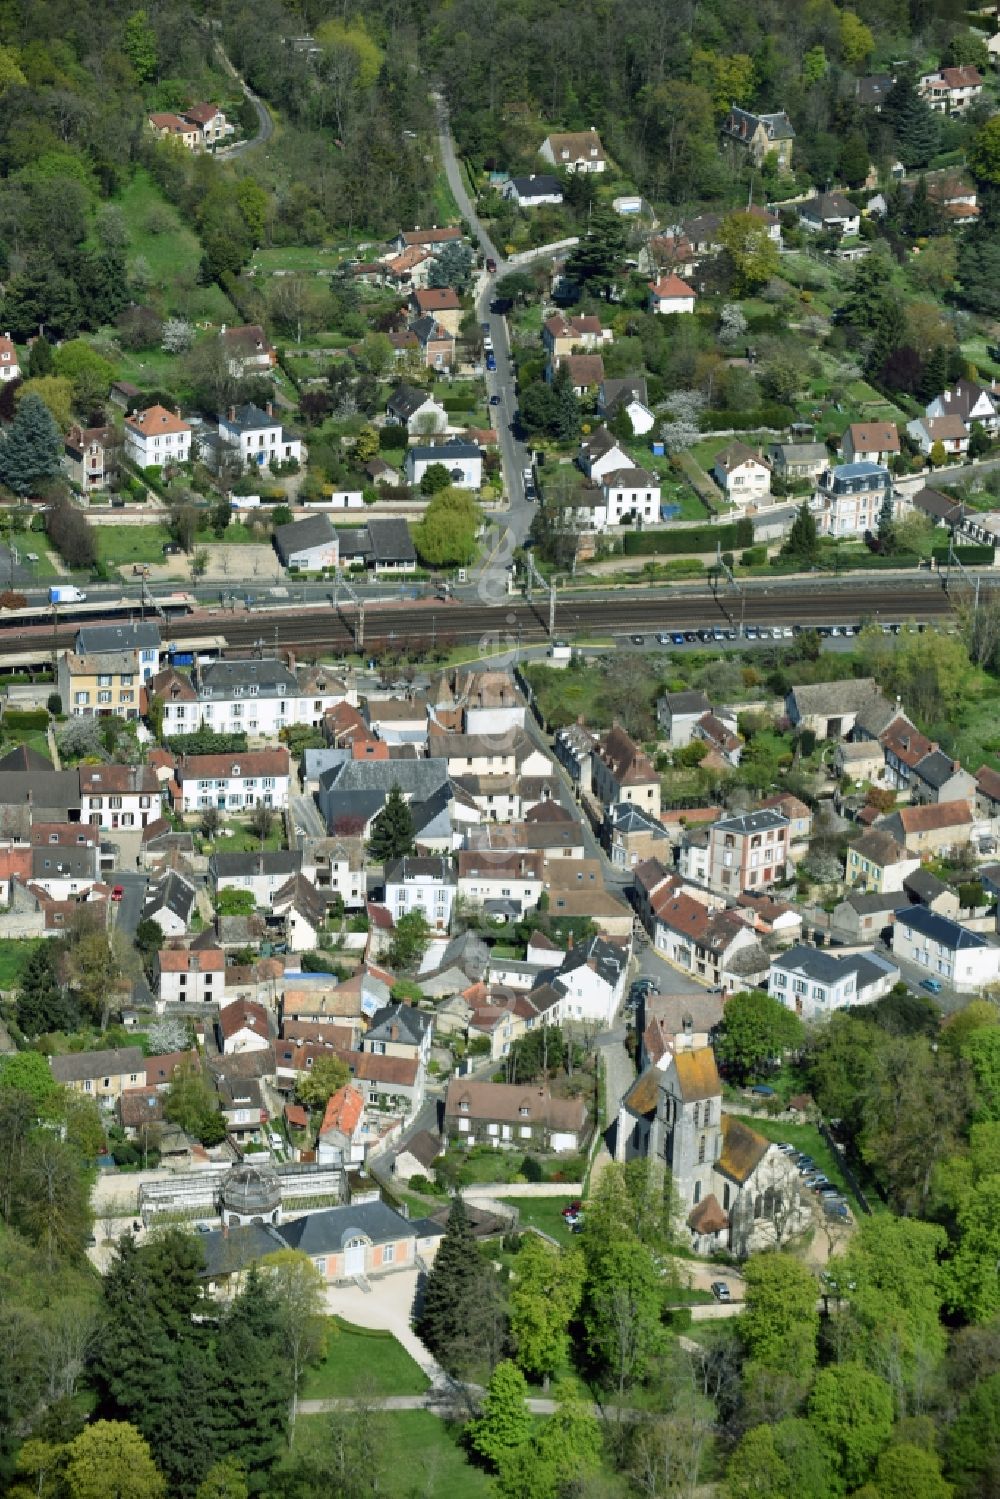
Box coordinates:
[729,1115,850,1196]
[301,1318,430,1400]
[496,1194,581,1245]
[0,937,45,990]
[210,822,285,853]
[291,1410,493,1498]
[114,169,232,322]
[94,524,173,568]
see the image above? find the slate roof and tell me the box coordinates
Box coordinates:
[144,870,197,922]
[893,904,988,951]
[76,621,161,655]
[211,850,302,880]
[509,173,563,197]
[397,1129,441,1168]
[51,1047,144,1083]
[274,514,336,562]
[0,771,81,813]
[282,1200,418,1254]
[367,517,417,566]
[902,868,952,904]
[913,750,965,789]
[199,658,298,695]
[365,1001,432,1047]
[320,758,449,799]
[713,809,787,837]
[663,690,713,717]
[789,677,882,718]
[386,384,437,420]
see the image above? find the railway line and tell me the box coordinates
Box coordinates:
[0,577,971,662]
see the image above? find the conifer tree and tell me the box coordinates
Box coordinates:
[0,392,62,495]
[367,784,416,862]
[415,1194,481,1362]
[781,502,820,566]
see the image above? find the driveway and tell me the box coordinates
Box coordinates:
[323,1267,446,1384]
[290,792,326,840]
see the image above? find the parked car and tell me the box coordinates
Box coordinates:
[111,885,124,902]
[561,1200,584,1220]
[710,1281,732,1302]
[921,978,943,994]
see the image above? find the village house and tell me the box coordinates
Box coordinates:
[608,802,671,870]
[842,423,901,467]
[217,401,302,471]
[925,377,999,433]
[812,461,904,538]
[210,849,303,908]
[142,870,198,938]
[720,106,795,168]
[316,1084,368,1167]
[154,657,351,739]
[787,677,894,741]
[798,192,861,236]
[444,1078,588,1150]
[769,945,899,1020]
[217,999,271,1055]
[845,829,921,893]
[404,437,482,490]
[171,748,291,815]
[77,621,161,682]
[390,225,464,254]
[146,111,201,149]
[975,765,1000,824]
[219,323,276,377]
[384,855,457,932]
[712,443,771,503]
[542,313,611,361]
[272,515,339,573]
[767,441,829,484]
[502,173,564,207]
[538,128,607,172]
[50,1047,146,1101]
[591,727,661,817]
[65,424,119,492]
[157,944,226,1006]
[707,809,789,895]
[456,849,545,916]
[648,273,696,315]
[392,1129,442,1184]
[28,824,99,900]
[385,384,448,434]
[906,414,970,459]
[578,428,632,481]
[653,892,761,988]
[918,64,983,113]
[409,287,463,336]
[878,801,974,856]
[0,332,19,383]
[892,905,1000,992]
[555,353,606,396]
[830,890,899,944]
[123,405,192,469]
[411,315,455,370]
[79,763,161,830]
[59,651,142,723]
[596,376,655,436]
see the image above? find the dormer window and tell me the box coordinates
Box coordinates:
[231,764,240,776]
[518,1106,530,1117]
[459,1099,469,1112]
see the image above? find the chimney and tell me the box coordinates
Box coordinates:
[265,401,273,418]
[228,405,236,422]
[567,931,574,950]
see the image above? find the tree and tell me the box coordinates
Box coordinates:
[294,1055,350,1111]
[52,341,115,410]
[874,1443,952,1499]
[0,392,63,494]
[882,73,939,168]
[388,909,431,971]
[419,462,452,496]
[509,1236,585,1385]
[807,1363,894,1490]
[15,941,79,1036]
[249,803,274,843]
[718,212,780,295]
[262,1250,328,1439]
[877,491,896,548]
[582,1236,664,1397]
[469,1360,532,1469]
[839,130,871,189]
[195,1461,249,1499]
[146,1014,191,1055]
[15,1134,93,1270]
[714,991,804,1083]
[565,207,628,298]
[416,1194,483,1367]
[726,1420,830,1499]
[740,1254,820,1383]
[122,8,158,81]
[839,10,875,65]
[65,1421,165,1499]
[781,502,820,566]
[164,1059,227,1145]
[943,1175,1000,1323]
[968,116,1000,188]
[161,318,194,354]
[0,1050,61,1111]
[211,1269,293,1479]
[947,1372,1000,1495]
[929,440,946,470]
[551,365,580,444]
[367,786,415,862]
[412,487,480,567]
[428,242,473,291]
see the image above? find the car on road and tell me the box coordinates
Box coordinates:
[713,627,725,641]
[776,1142,797,1155]
[489,394,501,404]
[684,630,697,643]
[922,977,943,994]
[745,626,759,640]
[710,1281,732,1302]
[630,634,645,645]
[486,354,496,371]
[656,632,672,644]
[486,256,497,272]
[671,632,685,645]
[111,885,124,902]
[824,1201,850,1220]
[481,321,490,333]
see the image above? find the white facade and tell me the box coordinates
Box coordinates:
[599,472,662,527]
[213,862,300,908]
[892,908,1000,993]
[404,444,483,490]
[456,866,544,913]
[218,405,302,470]
[769,946,898,1021]
[714,454,771,502]
[124,405,192,469]
[158,957,224,1007]
[551,963,625,1028]
[160,683,350,739]
[648,276,696,315]
[384,861,457,932]
[0,334,19,382]
[184,766,291,813]
[581,438,633,483]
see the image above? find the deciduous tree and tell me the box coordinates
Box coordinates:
[469,1360,531,1469]
[807,1363,893,1490]
[64,1420,165,1499]
[509,1236,585,1384]
[294,1055,350,1111]
[714,991,804,1083]
[741,1253,819,1381]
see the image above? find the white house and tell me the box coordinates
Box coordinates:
[502,174,564,207]
[79,764,162,831]
[385,385,448,434]
[218,402,302,470]
[538,129,607,173]
[906,415,970,459]
[173,749,292,814]
[142,871,198,938]
[456,850,545,915]
[597,377,655,436]
[75,621,161,683]
[218,999,271,1055]
[0,333,19,382]
[220,323,277,376]
[29,827,100,901]
[798,192,861,236]
[153,657,351,740]
[124,405,192,469]
[274,514,339,572]
[769,944,898,1020]
[918,65,983,113]
[548,936,628,1027]
[404,438,482,490]
[891,905,1000,993]
[578,428,633,482]
[713,443,771,502]
[926,378,1000,433]
[157,945,226,1008]
[648,274,696,315]
[384,855,457,932]
[583,468,662,531]
[209,850,303,908]
[812,462,905,538]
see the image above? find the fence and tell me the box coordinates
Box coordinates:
[817,1120,875,1216]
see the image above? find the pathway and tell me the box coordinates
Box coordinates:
[212,40,273,157]
[299,1391,647,1421]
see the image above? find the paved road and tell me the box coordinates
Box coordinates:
[111,870,148,939]
[289,793,326,840]
[213,40,273,157]
[434,95,534,602]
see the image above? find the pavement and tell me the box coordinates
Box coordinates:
[290,792,326,840]
[111,870,148,938]
[321,1267,446,1384]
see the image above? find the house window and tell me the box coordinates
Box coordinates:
[315,1258,326,1276]
[383,1243,395,1264]
[698,1135,706,1164]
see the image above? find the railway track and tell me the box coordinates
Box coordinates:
[0,578,966,657]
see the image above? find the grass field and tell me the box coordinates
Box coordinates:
[211,822,285,853]
[291,1410,492,1497]
[301,1319,430,1400]
[0,937,45,990]
[496,1194,581,1245]
[94,524,173,567]
[114,170,233,322]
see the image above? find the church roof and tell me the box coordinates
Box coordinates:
[671,1047,721,1102]
[715,1115,770,1185]
[687,1193,729,1234]
[622,1067,661,1120]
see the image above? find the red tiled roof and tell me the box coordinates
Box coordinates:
[649,273,695,299]
[158,946,225,973]
[219,1000,269,1040]
[320,1083,365,1138]
[179,748,289,779]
